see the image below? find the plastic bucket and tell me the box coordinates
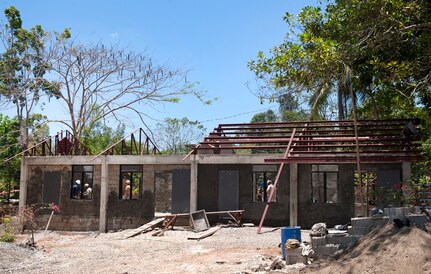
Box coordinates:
[281,226,301,259]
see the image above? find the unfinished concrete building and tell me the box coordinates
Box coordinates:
[19,119,422,232]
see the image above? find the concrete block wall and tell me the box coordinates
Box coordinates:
[285,248,307,265]
[312,244,340,259]
[310,236,326,247]
[312,216,389,258]
[405,214,428,230]
[384,207,421,220]
[326,235,362,247]
[350,216,389,227]
[35,215,99,231]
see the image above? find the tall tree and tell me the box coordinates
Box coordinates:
[249,0,431,120]
[48,41,208,149]
[153,118,206,155]
[0,6,69,151]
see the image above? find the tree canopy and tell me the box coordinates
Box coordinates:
[153,118,206,155]
[0,115,20,192]
[0,6,69,150]
[249,0,431,121]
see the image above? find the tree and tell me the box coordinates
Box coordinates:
[249,1,431,121]
[0,115,20,193]
[153,118,206,155]
[0,6,69,151]
[48,41,208,150]
[82,121,125,154]
[250,109,278,123]
[250,94,309,124]
[277,93,309,122]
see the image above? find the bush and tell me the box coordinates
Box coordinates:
[0,229,15,242]
[0,216,16,242]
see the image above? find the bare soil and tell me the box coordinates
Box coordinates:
[0,225,308,274]
[301,223,431,274]
[1,223,430,274]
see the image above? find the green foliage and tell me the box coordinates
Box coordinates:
[251,110,277,123]
[154,118,206,155]
[249,0,431,120]
[0,115,21,192]
[0,6,69,150]
[0,216,16,243]
[0,114,49,193]
[0,228,15,242]
[82,119,125,154]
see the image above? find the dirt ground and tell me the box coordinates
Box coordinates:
[1,222,431,274]
[301,223,431,274]
[0,225,309,274]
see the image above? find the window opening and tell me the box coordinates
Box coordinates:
[311,165,338,203]
[120,165,143,200]
[71,165,94,200]
[253,165,277,202]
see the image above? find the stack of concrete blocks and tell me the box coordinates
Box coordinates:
[310,207,429,260]
[348,216,389,236]
[384,207,428,230]
[284,248,307,265]
[310,216,389,259]
[310,235,341,260]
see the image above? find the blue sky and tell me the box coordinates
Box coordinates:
[1,0,319,135]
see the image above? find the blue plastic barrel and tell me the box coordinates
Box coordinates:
[281,226,301,259]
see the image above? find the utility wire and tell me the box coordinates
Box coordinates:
[199,105,278,123]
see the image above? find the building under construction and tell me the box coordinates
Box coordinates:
[18,119,423,232]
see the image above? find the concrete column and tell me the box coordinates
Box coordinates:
[402,162,411,182]
[190,155,198,212]
[99,156,109,232]
[289,163,298,226]
[18,157,28,209]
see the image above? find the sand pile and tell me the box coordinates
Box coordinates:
[301,223,431,274]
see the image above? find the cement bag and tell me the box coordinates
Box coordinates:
[310,223,328,237]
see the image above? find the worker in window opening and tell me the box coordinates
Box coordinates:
[72,180,81,199]
[256,187,263,202]
[123,180,131,199]
[83,183,92,199]
[266,180,276,202]
[257,180,265,202]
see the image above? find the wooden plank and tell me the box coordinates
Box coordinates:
[205,210,244,225]
[187,226,221,240]
[123,218,164,239]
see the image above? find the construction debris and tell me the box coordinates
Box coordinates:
[187,226,221,240]
[122,218,164,239]
[190,210,210,232]
[285,239,301,250]
[310,223,328,237]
